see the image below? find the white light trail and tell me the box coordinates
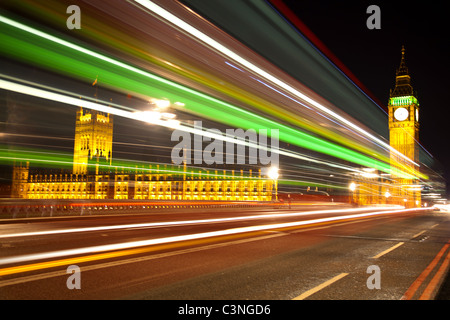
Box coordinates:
[132,0,418,167]
[0,78,369,174]
[0,15,417,177]
[0,207,427,266]
[0,206,400,239]
[0,14,420,178]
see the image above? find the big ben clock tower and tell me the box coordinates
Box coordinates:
[388,46,421,207]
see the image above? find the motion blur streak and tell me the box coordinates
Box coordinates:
[0,14,422,179]
[133,0,418,168]
[0,77,416,181]
[0,207,426,269]
[0,80,337,174]
[0,206,401,239]
[16,0,395,171]
[0,143,361,189]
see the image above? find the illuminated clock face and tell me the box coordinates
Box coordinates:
[394,107,409,121]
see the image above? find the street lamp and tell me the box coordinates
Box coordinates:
[267,166,279,180]
[385,191,391,204]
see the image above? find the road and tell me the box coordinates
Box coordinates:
[0,203,449,300]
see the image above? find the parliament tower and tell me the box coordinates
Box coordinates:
[73,107,113,175]
[388,46,421,207]
[12,106,273,201]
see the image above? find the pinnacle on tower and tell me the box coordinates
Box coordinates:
[396,45,409,76]
[391,45,414,98]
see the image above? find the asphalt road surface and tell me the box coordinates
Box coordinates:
[0,204,449,300]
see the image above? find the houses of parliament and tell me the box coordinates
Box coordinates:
[9,47,429,206]
[10,106,275,202]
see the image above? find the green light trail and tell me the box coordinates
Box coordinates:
[0,145,265,181]
[0,145,347,191]
[0,15,421,179]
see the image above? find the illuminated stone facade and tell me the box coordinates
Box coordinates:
[73,107,113,175]
[12,108,275,201]
[388,46,421,207]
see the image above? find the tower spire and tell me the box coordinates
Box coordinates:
[391,45,414,97]
[396,45,409,76]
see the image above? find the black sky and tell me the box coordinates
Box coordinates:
[283,0,450,193]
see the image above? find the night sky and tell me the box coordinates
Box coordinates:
[283,0,450,193]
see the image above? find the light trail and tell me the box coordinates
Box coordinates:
[0,206,400,239]
[0,78,416,180]
[133,0,419,168]
[0,15,424,180]
[0,143,350,185]
[0,207,427,269]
